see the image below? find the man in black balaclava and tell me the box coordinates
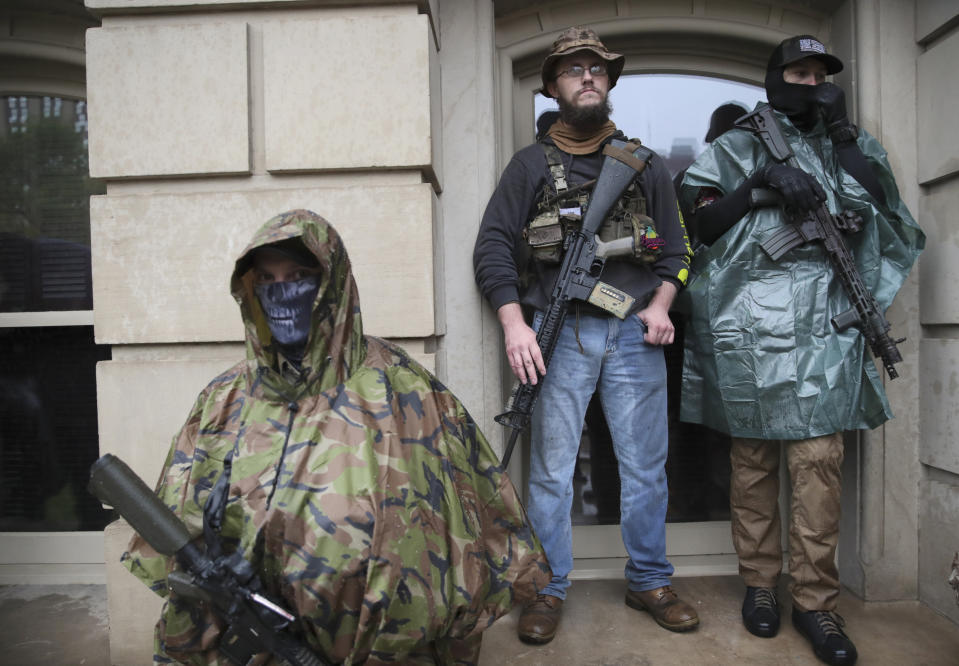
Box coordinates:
[678,36,925,666]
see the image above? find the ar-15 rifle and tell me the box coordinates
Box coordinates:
[735,105,904,380]
[88,454,328,666]
[495,140,654,467]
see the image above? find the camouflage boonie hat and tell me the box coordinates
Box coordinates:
[540,26,625,98]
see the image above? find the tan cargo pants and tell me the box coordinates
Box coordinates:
[729,433,844,611]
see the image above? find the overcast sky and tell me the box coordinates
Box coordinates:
[536,73,767,161]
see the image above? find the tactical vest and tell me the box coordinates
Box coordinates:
[524,142,663,264]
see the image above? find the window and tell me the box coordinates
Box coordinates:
[536,73,768,179]
[0,95,111,531]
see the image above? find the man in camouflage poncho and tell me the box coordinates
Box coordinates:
[122,209,550,665]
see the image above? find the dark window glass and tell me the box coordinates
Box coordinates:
[0,95,110,531]
[0,326,113,531]
[1,96,105,312]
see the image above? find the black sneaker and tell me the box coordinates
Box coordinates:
[792,608,858,665]
[741,586,780,638]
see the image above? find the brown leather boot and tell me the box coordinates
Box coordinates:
[625,585,700,632]
[517,593,564,644]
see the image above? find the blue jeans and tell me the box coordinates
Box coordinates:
[529,310,674,598]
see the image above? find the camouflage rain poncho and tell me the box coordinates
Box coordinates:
[123,210,550,665]
[680,104,924,440]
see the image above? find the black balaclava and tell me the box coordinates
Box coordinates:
[764,68,820,129]
[765,35,843,130]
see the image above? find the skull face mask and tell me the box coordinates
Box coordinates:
[255,276,320,362]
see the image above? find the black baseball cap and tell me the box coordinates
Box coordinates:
[767,35,843,74]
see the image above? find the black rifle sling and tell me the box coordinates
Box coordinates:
[543,143,569,194]
[203,449,234,560]
[602,140,652,174]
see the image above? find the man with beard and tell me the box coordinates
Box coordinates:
[473,27,696,644]
[680,36,924,666]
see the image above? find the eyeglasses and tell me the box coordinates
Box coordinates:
[555,63,608,79]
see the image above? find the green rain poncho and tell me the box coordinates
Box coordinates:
[122,210,550,665]
[680,104,924,440]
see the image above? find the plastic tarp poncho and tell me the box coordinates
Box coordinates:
[122,210,550,665]
[680,104,924,440]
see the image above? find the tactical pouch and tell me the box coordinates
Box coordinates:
[596,180,663,265]
[525,141,663,266]
[525,207,583,264]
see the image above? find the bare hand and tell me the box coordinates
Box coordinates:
[636,305,674,346]
[498,303,547,384]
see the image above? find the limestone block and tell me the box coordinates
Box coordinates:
[919,476,959,625]
[90,184,436,343]
[548,2,618,30]
[917,29,959,184]
[702,0,771,24]
[104,519,164,666]
[86,23,250,178]
[87,0,433,14]
[779,8,829,37]
[494,12,542,48]
[97,358,238,485]
[916,0,959,43]
[919,340,959,475]
[263,14,433,172]
[623,1,692,17]
[919,178,959,323]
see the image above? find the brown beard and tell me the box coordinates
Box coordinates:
[557,92,612,131]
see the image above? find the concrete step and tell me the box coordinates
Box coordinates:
[2,576,957,665]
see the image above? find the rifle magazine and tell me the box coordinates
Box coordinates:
[760,226,805,260]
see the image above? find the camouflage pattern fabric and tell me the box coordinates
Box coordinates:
[123,210,550,665]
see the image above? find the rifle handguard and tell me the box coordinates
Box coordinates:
[88,454,193,557]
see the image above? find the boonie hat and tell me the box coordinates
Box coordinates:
[540,26,625,98]
[767,34,843,74]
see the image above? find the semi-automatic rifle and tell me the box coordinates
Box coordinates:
[735,105,904,379]
[496,140,654,466]
[88,453,328,666]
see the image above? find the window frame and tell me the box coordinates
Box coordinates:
[0,89,107,582]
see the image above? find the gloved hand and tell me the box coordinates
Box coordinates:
[762,163,826,212]
[814,82,858,143]
[813,82,848,127]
